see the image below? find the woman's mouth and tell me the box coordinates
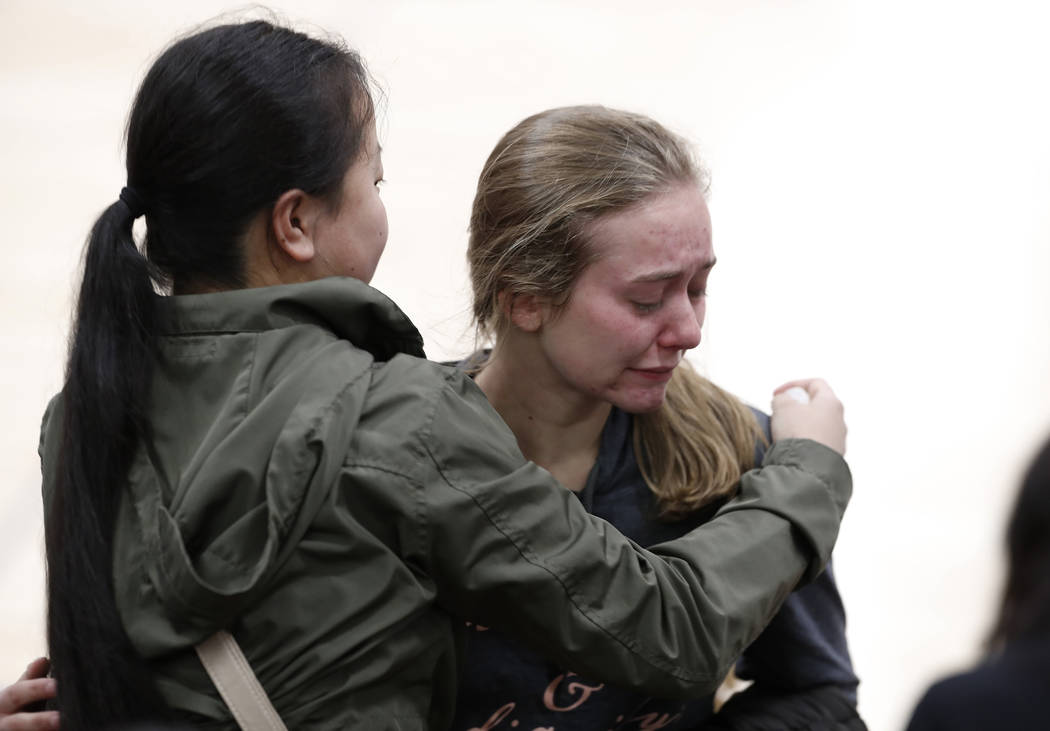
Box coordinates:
[627,366,676,382]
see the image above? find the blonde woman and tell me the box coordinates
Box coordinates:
[451,106,864,729]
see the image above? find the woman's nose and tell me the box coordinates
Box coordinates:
[658,295,703,351]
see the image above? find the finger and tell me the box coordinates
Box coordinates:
[0,679,56,715]
[16,660,49,684]
[0,710,61,731]
[802,378,833,399]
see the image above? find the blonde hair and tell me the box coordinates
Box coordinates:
[468,105,764,519]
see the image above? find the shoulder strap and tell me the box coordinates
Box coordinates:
[195,631,288,731]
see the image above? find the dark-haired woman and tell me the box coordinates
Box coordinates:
[905,436,1050,730]
[21,18,852,731]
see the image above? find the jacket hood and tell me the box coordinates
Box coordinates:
[107,277,426,645]
[155,276,425,360]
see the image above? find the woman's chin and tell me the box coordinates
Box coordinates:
[610,387,669,415]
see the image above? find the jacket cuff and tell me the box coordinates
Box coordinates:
[762,439,852,520]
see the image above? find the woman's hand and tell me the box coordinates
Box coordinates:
[0,658,59,730]
[770,379,847,455]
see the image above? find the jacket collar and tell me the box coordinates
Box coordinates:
[155,276,425,361]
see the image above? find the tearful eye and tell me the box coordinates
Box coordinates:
[632,300,662,313]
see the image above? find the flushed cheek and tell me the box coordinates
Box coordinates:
[584,305,652,358]
[616,324,666,365]
[376,202,389,241]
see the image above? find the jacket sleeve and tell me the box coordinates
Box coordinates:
[732,560,860,686]
[712,410,863,725]
[419,371,852,698]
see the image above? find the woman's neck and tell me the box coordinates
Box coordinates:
[475,339,611,492]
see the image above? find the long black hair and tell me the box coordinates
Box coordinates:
[46,18,374,729]
[988,434,1050,651]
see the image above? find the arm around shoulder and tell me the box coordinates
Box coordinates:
[416,370,853,699]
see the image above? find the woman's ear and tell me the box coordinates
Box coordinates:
[271,189,316,263]
[504,292,547,333]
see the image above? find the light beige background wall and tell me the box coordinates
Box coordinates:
[2,1,1049,729]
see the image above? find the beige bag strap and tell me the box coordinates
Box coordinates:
[195,630,288,731]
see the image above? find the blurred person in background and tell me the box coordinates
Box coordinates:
[906,434,1050,730]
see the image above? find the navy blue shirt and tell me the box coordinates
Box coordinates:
[450,404,859,730]
[906,635,1050,731]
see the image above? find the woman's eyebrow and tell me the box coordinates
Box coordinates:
[630,257,717,283]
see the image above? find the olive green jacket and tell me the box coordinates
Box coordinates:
[40,277,851,729]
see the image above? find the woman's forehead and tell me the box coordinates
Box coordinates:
[582,186,713,274]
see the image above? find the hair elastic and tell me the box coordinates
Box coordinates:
[118,186,148,219]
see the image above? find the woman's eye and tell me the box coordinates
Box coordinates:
[375,178,386,189]
[688,289,707,301]
[632,300,662,313]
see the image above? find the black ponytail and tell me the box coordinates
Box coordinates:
[45,18,375,729]
[48,198,165,727]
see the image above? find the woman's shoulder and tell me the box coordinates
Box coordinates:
[351,352,524,472]
[365,352,477,410]
[748,406,771,438]
[909,648,1050,729]
[747,406,772,464]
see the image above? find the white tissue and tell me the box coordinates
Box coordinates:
[783,386,810,404]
